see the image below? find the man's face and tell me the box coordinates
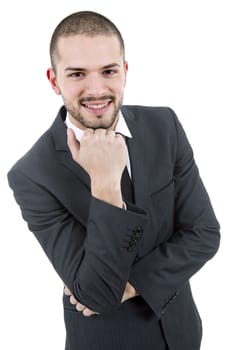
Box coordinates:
[48,34,128,130]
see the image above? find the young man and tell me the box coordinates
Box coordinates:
[8,11,220,350]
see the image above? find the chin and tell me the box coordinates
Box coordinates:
[86,115,117,130]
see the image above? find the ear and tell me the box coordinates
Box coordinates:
[124,61,128,86]
[124,61,128,73]
[46,68,61,95]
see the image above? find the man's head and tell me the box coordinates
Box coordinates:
[50,11,125,70]
[47,11,128,130]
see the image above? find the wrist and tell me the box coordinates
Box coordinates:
[91,180,123,208]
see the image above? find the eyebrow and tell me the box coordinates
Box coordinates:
[64,63,121,72]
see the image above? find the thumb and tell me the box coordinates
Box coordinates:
[67,128,80,160]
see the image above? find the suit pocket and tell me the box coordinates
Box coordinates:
[160,283,202,350]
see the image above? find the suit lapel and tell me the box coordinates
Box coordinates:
[121,107,149,208]
[50,106,91,190]
[49,107,91,226]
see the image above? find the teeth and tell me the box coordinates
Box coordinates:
[85,102,109,109]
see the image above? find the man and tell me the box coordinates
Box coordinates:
[7,10,220,350]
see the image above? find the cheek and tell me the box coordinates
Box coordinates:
[61,82,83,100]
[111,79,125,96]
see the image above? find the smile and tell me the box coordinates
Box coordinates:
[83,102,109,109]
[81,100,112,114]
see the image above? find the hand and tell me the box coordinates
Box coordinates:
[64,282,139,316]
[67,128,126,207]
[121,282,139,303]
[64,285,99,317]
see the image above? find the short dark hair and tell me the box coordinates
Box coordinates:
[50,11,125,69]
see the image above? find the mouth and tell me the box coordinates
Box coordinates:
[81,100,112,114]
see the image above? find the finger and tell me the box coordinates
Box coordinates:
[75,302,86,312]
[121,291,127,303]
[105,130,116,138]
[67,128,80,157]
[115,133,125,142]
[92,128,107,136]
[82,128,95,137]
[69,294,78,305]
[81,128,95,143]
[64,285,72,296]
[82,308,98,317]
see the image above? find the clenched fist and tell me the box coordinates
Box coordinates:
[67,128,127,208]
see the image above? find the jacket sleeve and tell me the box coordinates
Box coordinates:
[129,109,220,319]
[7,169,148,313]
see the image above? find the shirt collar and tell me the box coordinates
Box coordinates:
[65,110,132,142]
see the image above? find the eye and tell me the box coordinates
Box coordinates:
[103,69,117,76]
[69,72,85,79]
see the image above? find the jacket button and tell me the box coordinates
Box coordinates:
[133,227,143,239]
[127,245,136,252]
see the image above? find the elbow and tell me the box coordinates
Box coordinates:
[209,227,221,258]
[203,223,221,260]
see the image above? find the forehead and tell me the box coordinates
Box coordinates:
[56,34,123,68]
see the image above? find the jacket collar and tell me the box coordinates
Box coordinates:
[50,105,69,151]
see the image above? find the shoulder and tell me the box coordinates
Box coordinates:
[121,104,180,136]
[122,105,178,126]
[8,106,67,178]
[8,127,56,180]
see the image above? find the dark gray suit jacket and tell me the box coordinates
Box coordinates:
[8,105,220,350]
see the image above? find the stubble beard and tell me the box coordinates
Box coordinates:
[64,96,123,130]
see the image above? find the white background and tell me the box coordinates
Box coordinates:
[1,1,232,349]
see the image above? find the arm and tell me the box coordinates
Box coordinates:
[129,110,220,319]
[7,130,147,314]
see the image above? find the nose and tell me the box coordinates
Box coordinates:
[84,74,108,98]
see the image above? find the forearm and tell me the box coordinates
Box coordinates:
[129,169,220,319]
[129,226,220,319]
[73,197,147,313]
